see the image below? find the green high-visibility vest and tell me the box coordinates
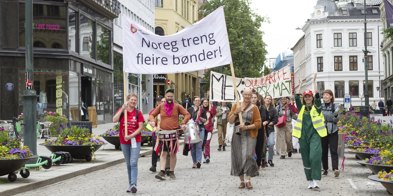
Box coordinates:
[292,105,327,138]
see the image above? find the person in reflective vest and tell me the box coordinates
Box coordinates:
[293,90,327,190]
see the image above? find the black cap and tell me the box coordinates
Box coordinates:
[165,88,174,94]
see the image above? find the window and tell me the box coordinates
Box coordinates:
[82,37,89,51]
[316,33,322,48]
[334,33,342,47]
[349,32,357,47]
[317,81,325,94]
[79,14,94,59]
[68,8,77,52]
[334,56,342,71]
[349,55,358,71]
[96,25,111,64]
[334,81,345,98]
[20,3,67,49]
[366,32,372,46]
[349,80,359,98]
[363,80,374,97]
[317,57,323,72]
[155,0,163,7]
[367,55,373,70]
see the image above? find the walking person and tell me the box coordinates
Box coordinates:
[149,96,165,173]
[228,88,261,189]
[112,94,145,193]
[378,99,385,116]
[216,101,230,151]
[293,90,327,189]
[321,90,342,177]
[200,99,216,164]
[252,92,268,168]
[276,97,298,159]
[187,96,204,168]
[148,88,191,180]
[387,98,392,116]
[264,95,278,167]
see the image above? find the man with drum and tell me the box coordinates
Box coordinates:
[149,88,191,180]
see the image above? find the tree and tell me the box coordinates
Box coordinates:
[200,0,267,80]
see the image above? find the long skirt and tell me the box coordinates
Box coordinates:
[230,126,259,177]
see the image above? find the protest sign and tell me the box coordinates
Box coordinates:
[122,6,232,74]
[210,65,293,101]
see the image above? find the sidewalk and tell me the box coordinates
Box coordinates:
[0,122,154,196]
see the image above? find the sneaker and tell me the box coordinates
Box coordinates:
[334,169,340,177]
[307,181,313,189]
[280,155,285,159]
[155,171,166,180]
[149,166,156,172]
[169,171,176,179]
[196,162,201,168]
[126,186,132,192]
[322,170,328,176]
[203,158,210,164]
[288,152,292,157]
[268,160,274,167]
[131,186,137,193]
[313,180,320,189]
[192,163,196,169]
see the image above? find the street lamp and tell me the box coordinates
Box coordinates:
[363,0,370,116]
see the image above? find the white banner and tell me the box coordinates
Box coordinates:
[209,65,293,102]
[122,7,232,74]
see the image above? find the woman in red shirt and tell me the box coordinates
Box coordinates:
[200,99,216,164]
[113,94,144,193]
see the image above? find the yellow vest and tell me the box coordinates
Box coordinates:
[292,105,327,138]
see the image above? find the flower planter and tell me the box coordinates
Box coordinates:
[355,152,379,160]
[368,175,393,194]
[364,162,393,174]
[43,145,102,162]
[102,136,120,150]
[0,157,34,182]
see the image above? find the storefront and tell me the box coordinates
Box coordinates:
[0,0,119,123]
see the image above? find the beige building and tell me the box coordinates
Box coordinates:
[154,0,202,103]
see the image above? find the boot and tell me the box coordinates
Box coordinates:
[218,145,222,151]
[155,170,166,180]
[222,145,226,151]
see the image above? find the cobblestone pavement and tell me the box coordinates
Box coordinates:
[16,133,388,196]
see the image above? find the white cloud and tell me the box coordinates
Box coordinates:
[250,0,316,58]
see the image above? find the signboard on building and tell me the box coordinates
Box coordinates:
[56,74,63,115]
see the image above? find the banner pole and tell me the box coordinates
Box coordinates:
[123,72,128,137]
[229,63,243,124]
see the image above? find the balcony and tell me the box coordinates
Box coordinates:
[78,0,120,19]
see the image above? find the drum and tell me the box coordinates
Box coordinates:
[185,119,201,144]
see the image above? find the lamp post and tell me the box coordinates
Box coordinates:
[23,0,37,154]
[363,0,370,116]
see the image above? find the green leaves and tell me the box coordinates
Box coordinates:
[200,0,267,79]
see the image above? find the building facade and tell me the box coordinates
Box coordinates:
[293,0,384,107]
[381,0,393,101]
[112,0,155,114]
[0,0,119,123]
[154,0,202,103]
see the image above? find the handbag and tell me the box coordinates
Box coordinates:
[276,106,287,128]
[225,122,234,143]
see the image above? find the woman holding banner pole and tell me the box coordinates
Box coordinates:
[228,88,261,189]
[113,94,144,193]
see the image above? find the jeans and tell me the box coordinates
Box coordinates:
[267,132,275,161]
[121,142,141,186]
[191,127,205,163]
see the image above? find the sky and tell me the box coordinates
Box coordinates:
[250,0,317,59]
